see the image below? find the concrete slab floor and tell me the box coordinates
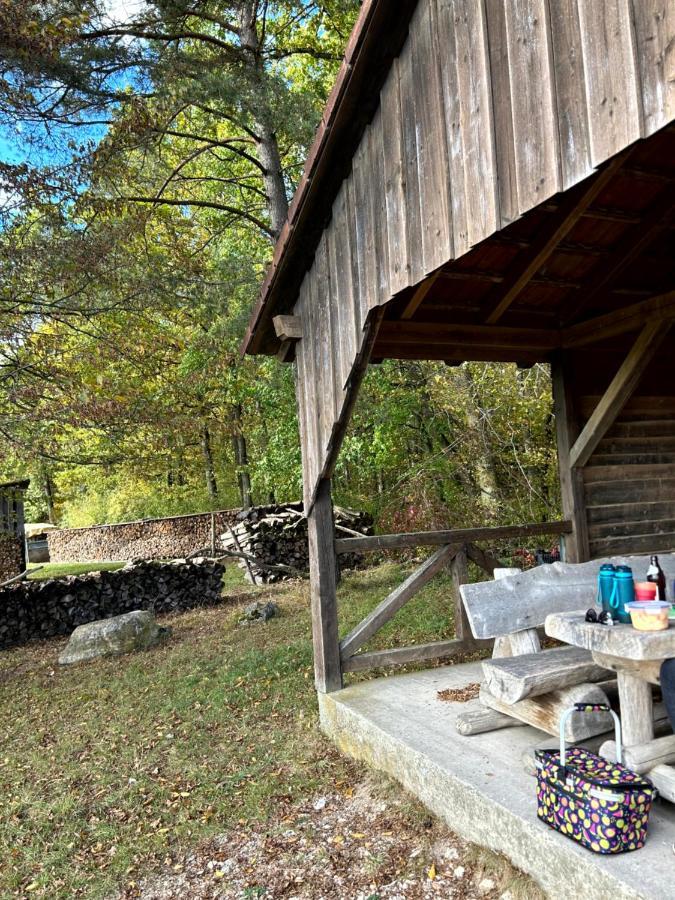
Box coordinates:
[318,661,675,900]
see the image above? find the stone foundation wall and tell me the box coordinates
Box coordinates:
[0,534,24,583]
[0,559,225,650]
[47,509,243,563]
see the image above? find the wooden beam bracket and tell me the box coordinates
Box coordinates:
[569,321,672,469]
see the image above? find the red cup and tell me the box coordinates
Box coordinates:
[635,581,657,602]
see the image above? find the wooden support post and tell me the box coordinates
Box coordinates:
[551,354,589,563]
[569,321,671,469]
[307,478,342,693]
[451,545,473,647]
[617,671,654,747]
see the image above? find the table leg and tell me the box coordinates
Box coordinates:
[617,671,654,747]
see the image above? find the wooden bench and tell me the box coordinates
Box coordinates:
[455,559,667,741]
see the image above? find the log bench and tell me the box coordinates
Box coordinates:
[458,564,618,741]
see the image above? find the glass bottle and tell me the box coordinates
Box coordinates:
[646,555,667,602]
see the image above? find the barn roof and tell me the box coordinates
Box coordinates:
[243,0,417,356]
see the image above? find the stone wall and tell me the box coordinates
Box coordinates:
[0,559,225,650]
[0,534,24,583]
[48,509,243,563]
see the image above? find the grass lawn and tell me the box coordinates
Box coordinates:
[1,561,533,899]
[27,562,125,580]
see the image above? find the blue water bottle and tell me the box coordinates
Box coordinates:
[613,566,635,624]
[597,564,616,614]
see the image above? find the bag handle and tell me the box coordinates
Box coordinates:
[559,703,622,769]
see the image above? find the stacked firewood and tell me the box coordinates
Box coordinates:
[0,535,23,584]
[0,559,225,651]
[220,503,373,583]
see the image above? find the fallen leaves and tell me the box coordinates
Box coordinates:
[436,683,481,702]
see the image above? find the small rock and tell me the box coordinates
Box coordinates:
[240,600,279,623]
[498,891,514,900]
[58,610,171,665]
[453,866,465,879]
[313,797,327,811]
[478,877,496,894]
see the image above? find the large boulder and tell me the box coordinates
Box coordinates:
[58,610,170,665]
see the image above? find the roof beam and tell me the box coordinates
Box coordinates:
[562,184,675,325]
[564,290,675,348]
[569,321,672,469]
[401,272,441,319]
[483,153,628,325]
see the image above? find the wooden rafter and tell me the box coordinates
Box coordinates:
[564,290,675,348]
[483,153,628,325]
[569,321,672,469]
[562,184,675,326]
[401,271,441,319]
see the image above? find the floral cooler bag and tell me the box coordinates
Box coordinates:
[535,703,656,853]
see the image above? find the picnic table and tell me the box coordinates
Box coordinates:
[546,609,675,802]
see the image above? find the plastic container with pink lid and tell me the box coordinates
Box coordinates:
[625,601,671,632]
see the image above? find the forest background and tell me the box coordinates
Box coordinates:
[0,0,560,535]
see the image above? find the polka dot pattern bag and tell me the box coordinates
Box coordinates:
[535,703,656,854]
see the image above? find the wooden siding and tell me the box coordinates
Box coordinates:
[293,0,675,509]
[572,338,675,558]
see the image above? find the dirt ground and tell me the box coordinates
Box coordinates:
[118,780,543,900]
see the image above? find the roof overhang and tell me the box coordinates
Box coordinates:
[242,0,418,357]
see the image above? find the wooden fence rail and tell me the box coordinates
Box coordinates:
[336,521,571,676]
[334,520,572,554]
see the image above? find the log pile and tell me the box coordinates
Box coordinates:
[47,510,242,563]
[220,503,373,583]
[0,559,225,651]
[0,535,23,584]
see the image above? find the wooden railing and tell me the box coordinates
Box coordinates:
[335,520,572,675]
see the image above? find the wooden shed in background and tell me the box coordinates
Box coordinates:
[244,0,675,692]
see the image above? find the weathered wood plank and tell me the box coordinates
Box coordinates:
[380,58,410,297]
[569,322,672,468]
[577,0,642,165]
[484,0,519,224]
[546,604,675,661]
[335,520,572,554]
[479,682,614,740]
[436,0,497,255]
[307,479,341,693]
[398,36,425,286]
[548,0,591,189]
[339,543,459,660]
[410,0,453,276]
[342,637,466,673]
[630,0,675,136]
[482,646,610,705]
[344,178,365,343]
[590,532,675,558]
[502,0,561,215]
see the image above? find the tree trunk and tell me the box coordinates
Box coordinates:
[460,369,500,515]
[40,462,56,524]
[238,1,289,239]
[201,423,218,503]
[232,404,253,509]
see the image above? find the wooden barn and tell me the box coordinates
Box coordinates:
[244,0,675,696]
